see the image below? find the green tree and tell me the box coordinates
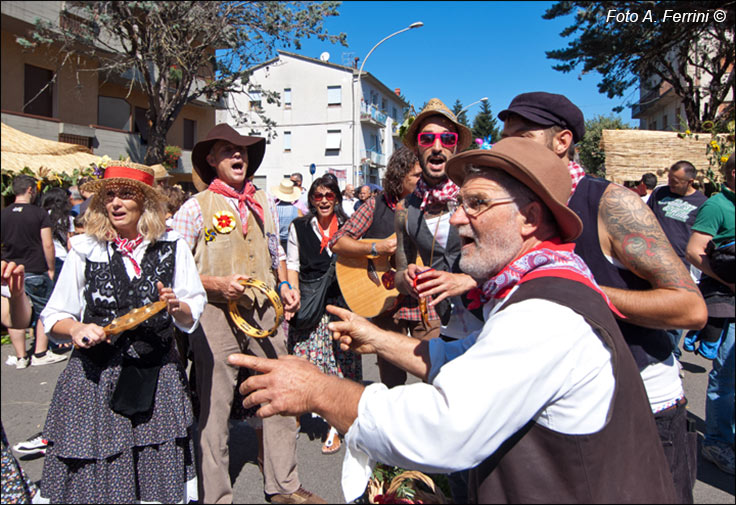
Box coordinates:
[452,99,470,128]
[471,100,500,149]
[18,1,345,165]
[578,114,633,177]
[543,1,734,131]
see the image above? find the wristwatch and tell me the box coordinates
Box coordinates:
[370,242,378,256]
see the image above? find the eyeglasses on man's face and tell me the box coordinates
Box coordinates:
[417,132,458,149]
[447,193,515,217]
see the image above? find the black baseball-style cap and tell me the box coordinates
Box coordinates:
[498,92,585,143]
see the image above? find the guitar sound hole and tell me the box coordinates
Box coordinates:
[389,254,396,270]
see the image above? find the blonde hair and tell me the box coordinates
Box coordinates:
[84,190,168,242]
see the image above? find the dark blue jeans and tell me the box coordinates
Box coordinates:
[23,272,53,328]
[655,399,697,504]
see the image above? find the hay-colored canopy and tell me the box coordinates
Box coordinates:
[1,122,100,176]
[600,129,722,185]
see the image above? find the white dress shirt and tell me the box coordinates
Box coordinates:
[341,287,615,501]
[41,231,206,334]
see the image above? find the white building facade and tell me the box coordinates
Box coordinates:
[217,51,408,190]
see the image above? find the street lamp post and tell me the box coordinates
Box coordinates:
[352,21,423,187]
[459,96,488,116]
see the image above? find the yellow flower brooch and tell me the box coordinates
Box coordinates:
[213,210,236,234]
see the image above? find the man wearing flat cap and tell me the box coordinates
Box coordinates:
[172,124,325,504]
[393,98,483,350]
[499,91,706,503]
[227,137,676,503]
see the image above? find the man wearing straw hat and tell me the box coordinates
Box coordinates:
[228,137,677,503]
[393,99,483,345]
[172,124,325,504]
[270,178,303,252]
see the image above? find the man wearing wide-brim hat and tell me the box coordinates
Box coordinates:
[171,124,325,504]
[227,137,676,504]
[394,98,482,353]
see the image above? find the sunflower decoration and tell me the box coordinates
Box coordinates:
[213,210,236,234]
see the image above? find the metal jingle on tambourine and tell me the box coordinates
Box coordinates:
[228,278,284,338]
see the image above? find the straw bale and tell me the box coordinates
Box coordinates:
[1,122,100,176]
[600,129,722,185]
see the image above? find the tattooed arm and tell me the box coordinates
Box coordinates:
[598,184,707,330]
[394,201,418,296]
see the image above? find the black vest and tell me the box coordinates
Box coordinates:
[363,193,395,240]
[568,176,672,369]
[81,240,176,365]
[292,216,343,306]
[470,277,676,504]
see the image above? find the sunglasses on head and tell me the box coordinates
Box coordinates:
[312,191,336,202]
[417,132,458,148]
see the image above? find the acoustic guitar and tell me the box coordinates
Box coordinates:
[336,234,423,318]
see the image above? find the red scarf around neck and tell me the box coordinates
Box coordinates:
[114,234,144,276]
[208,178,264,234]
[413,177,460,211]
[317,214,339,254]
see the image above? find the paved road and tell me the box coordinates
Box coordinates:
[1,342,733,503]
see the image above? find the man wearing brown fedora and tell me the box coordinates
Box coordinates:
[498,91,707,503]
[227,137,676,503]
[393,98,483,346]
[172,124,324,504]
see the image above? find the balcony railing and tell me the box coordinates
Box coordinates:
[361,149,386,167]
[360,103,387,126]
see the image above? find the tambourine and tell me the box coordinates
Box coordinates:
[228,278,284,338]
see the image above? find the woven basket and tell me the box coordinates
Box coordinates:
[368,470,448,504]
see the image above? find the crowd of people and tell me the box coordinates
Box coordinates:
[0,90,733,505]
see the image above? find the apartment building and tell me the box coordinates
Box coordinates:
[218,50,408,190]
[631,37,733,132]
[1,1,220,188]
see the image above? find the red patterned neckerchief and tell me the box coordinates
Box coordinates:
[568,160,585,197]
[208,178,264,234]
[114,234,144,276]
[466,239,623,317]
[318,214,339,254]
[384,192,398,211]
[413,177,460,211]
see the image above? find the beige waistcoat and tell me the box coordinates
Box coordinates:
[193,190,277,308]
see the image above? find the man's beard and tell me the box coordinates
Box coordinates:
[457,224,522,281]
[419,153,448,184]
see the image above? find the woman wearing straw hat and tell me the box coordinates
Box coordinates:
[37,161,206,503]
[271,178,304,252]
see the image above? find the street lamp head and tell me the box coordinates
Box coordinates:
[481,97,489,102]
[409,21,424,29]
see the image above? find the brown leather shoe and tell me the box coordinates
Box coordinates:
[268,486,327,504]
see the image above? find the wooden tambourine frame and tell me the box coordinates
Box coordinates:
[228,278,284,338]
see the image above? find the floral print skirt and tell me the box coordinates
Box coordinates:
[288,313,362,381]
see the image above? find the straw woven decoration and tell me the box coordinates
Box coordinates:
[1,122,100,176]
[600,129,726,185]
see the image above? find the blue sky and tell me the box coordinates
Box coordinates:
[283,1,639,127]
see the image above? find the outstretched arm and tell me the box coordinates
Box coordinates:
[598,184,707,330]
[228,353,364,434]
[326,304,432,381]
